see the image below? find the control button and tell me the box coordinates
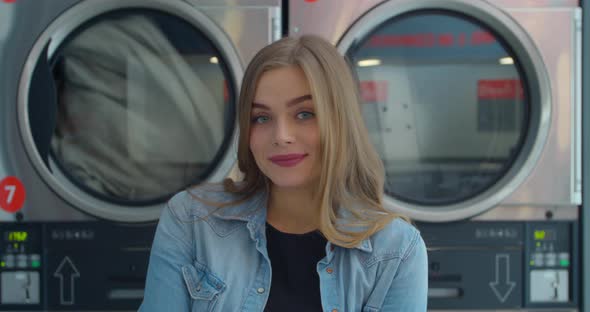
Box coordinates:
[257,287,265,294]
[16,255,27,268]
[558,253,570,267]
[3,255,15,268]
[532,253,544,267]
[30,255,41,269]
[545,253,557,267]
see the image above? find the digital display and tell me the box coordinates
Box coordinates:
[5,231,28,242]
[534,229,556,241]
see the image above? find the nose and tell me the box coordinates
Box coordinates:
[273,117,295,146]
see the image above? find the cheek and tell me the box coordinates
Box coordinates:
[307,125,321,151]
[249,127,265,158]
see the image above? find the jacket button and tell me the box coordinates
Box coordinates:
[326,268,334,274]
[332,309,338,312]
[257,287,265,294]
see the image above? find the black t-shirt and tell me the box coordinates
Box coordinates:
[263,222,327,312]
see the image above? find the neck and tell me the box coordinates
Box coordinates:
[266,183,320,234]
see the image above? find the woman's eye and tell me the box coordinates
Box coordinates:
[252,115,270,124]
[297,111,315,120]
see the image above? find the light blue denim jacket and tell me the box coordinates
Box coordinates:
[139,187,428,311]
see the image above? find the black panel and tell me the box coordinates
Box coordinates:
[0,222,156,311]
[418,221,578,310]
[419,221,524,309]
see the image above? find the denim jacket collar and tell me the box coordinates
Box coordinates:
[204,188,372,253]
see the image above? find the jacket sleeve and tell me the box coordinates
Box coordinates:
[139,200,194,311]
[381,231,429,311]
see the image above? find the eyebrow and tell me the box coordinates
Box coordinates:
[252,94,312,110]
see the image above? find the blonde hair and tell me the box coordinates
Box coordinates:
[191,35,406,248]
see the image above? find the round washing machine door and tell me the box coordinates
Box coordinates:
[339,0,551,222]
[17,0,243,222]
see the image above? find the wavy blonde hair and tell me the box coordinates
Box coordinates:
[192,35,406,248]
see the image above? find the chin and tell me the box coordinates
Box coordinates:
[267,173,316,190]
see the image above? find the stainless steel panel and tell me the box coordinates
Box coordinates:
[190,0,281,6]
[198,4,281,66]
[472,205,578,221]
[502,8,580,206]
[573,8,582,202]
[491,0,579,8]
[581,2,590,312]
[0,0,16,222]
[1,0,81,222]
[289,0,384,42]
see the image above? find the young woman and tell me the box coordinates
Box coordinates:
[139,35,428,311]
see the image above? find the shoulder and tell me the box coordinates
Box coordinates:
[369,217,425,262]
[165,186,211,218]
[165,184,231,219]
[166,183,265,222]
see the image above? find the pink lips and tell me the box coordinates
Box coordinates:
[268,153,307,167]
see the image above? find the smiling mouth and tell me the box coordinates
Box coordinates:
[269,154,307,167]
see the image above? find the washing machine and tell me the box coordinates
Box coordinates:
[290,0,581,310]
[0,0,281,310]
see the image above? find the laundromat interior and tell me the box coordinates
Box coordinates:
[0,0,588,311]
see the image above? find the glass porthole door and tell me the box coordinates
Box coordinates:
[339,0,551,222]
[18,0,243,222]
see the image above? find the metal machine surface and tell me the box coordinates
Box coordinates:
[290,0,581,310]
[0,0,281,310]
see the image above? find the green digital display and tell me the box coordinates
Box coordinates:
[5,231,28,242]
[533,229,556,241]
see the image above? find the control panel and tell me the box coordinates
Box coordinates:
[525,222,576,308]
[420,221,578,310]
[0,225,42,306]
[0,222,156,311]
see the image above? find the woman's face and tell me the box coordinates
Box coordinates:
[249,65,321,190]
